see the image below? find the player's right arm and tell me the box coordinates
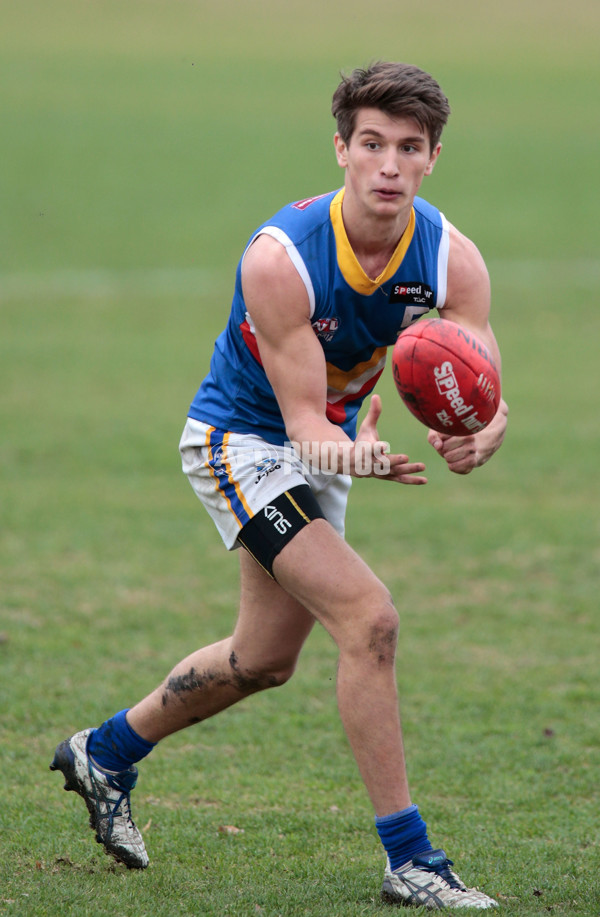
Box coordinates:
[241,234,426,484]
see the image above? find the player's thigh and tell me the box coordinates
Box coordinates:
[272,518,396,651]
[230,549,315,676]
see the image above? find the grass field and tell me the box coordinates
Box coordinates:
[1,1,599,915]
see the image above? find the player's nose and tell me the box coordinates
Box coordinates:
[380,152,400,177]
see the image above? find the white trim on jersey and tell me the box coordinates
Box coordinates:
[325,351,388,404]
[243,226,316,318]
[436,213,450,310]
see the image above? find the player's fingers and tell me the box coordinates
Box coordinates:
[395,471,428,485]
[386,459,427,484]
[386,452,408,464]
[448,461,475,476]
[428,429,454,453]
[363,393,382,429]
[370,392,382,414]
[386,453,424,469]
[441,433,475,450]
[445,447,480,474]
[444,444,477,465]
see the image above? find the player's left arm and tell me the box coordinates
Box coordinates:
[431,223,509,475]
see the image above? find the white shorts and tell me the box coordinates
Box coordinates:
[179,418,352,550]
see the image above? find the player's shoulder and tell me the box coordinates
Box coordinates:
[445,221,490,308]
[413,195,444,229]
[288,189,338,214]
[242,189,338,289]
[257,189,338,240]
[242,232,297,284]
[446,221,489,279]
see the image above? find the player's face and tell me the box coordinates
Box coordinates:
[334,108,441,223]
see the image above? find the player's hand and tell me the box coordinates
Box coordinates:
[427,430,478,474]
[355,395,427,484]
[428,398,508,474]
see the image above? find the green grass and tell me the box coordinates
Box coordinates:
[1,1,599,914]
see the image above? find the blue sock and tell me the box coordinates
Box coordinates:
[375,804,433,872]
[87,709,156,773]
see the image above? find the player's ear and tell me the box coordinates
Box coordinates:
[334,132,348,168]
[424,142,442,176]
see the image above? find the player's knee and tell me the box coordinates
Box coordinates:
[366,605,399,666]
[346,586,399,665]
[228,650,296,692]
[264,658,298,687]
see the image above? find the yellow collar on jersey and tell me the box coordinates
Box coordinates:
[329,188,416,295]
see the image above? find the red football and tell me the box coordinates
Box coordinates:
[391,318,501,436]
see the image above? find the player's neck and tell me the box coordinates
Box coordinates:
[341,194,411,280]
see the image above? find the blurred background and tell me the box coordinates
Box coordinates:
[2,0,598,454]
[1,1,599,913]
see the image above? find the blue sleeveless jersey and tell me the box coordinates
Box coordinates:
[188,188,449,445]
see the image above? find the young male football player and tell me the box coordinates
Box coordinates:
[51,61,508,909]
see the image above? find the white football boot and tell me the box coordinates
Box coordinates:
[50,728,148,869]
[381,849,497,909]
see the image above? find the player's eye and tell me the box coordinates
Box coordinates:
[365,141,380,151]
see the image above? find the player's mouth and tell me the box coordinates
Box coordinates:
[374,188,402,201]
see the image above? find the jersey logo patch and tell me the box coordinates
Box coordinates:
[292,192,330,211]
[312,316,340,343]
[388,282,434,305]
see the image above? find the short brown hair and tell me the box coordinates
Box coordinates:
[331,61,451,150]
